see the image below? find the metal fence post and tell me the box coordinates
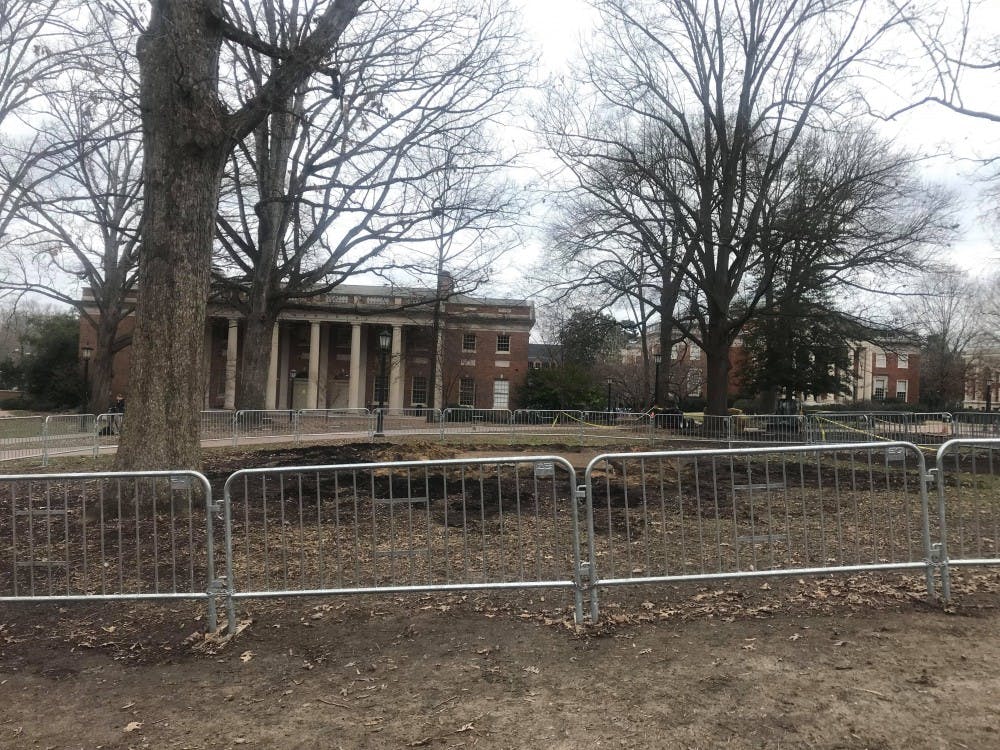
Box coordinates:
[41,416,50,467]
[233,411,241,447]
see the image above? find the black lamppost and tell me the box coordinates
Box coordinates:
[653,351,663,407]
[288,369,297,412]
[81,345,93,413]
[606,377,613,413]
[987,376,994,414]
[374,329,391,437]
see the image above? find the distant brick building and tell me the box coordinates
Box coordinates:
[620,323,923,407]
[962,347,1000,410]
[80,282,534,411]
[849,342,921,406]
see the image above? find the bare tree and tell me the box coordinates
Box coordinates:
[109,0,363,470]
[894,0,1000,124]
[1,4,141,412]
[0,0,85,242]
[389,131,524,410]
[211,0,528,410]
[543,0,946,414]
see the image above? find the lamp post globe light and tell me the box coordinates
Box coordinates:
[374,329,392,437]
[80,345,94,414]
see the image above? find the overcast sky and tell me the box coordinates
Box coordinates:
[512,0,1000,278]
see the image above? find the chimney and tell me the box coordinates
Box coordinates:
[437,271,455,297]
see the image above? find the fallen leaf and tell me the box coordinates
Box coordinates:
[240,650,255,663]
[124,721,143,733]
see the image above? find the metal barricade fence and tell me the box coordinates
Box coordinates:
[298,409,374,439]
[512,410,585,443]
[441,408,513,438]
[934,438,1000,601]
[43,414,98,465]
[0,470,220,629]
[201,410,236,442]
[686,414,732,443]
[220,456,585,631]
[375,407,442,437]
[0,416,46,462]
[911,413,953,445]
[580,411,653,444]
[582,442,934,621]
[235,409,299,446]
[729,414,806,445]
[952,412,1000,439]
[94,412,123,455]
[808,413,882,443]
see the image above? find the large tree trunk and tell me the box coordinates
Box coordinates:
[237,305,278,409]
[115,1,227,471]
[704,331,731,416]
[115,0,362,469]
[91,313,121,413]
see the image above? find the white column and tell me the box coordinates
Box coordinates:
[224,319,238,410]
[433,324,444,410]
[348,322,362,409]
[279,325,291,409]
[307,321,321,410]
[203,325,213,409]
[265,323,279,410]
[318,324,330,409]
[389,324,404,410]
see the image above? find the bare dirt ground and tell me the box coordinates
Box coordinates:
[3,440,1000,750]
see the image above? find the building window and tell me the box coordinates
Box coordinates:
[875,352,886,368]
[873,376,888,400]
[411,376,428,406]
[897,353,908,369]
[374,374,389,405]
[689,346,701,361]
[496,333,511,353]
[459,377,475,407]
[493,379,509,409]
[532,360,542,369]
[462,333,476,352]
[896,379,908,401]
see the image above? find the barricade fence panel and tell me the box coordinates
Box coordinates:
[0,470,219,627]
[43,414,98,464]
[376,407,442,437]
[579,411,653,444]
[934,439,1000,601]
[952,413,1000,439]
[235,409,299,444]
[221,456,584,630]
[94,412,123,454]
[441,408,514,437]
[511,410,584,443]
[0,416,46,462]
[729,414,807,445]
[201,410,236,442]
[298,409,374,438]
[583,442,933,620]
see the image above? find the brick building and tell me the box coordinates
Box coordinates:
[80,282,534,412]
[848,342,921,405]
[620,323,923,406]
